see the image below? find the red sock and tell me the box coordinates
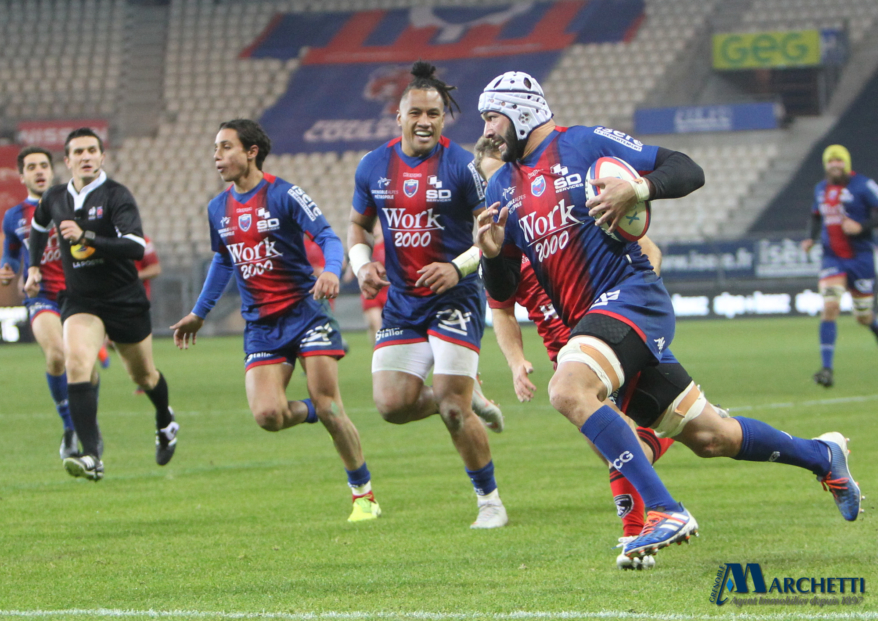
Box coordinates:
[609,467,644,537]
[353,489,375,502]
[637,427,675,463]
[98,346,110,365]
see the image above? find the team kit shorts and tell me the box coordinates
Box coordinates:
[372,279,486,379]
[24,295,61,322]
[243,297,345,371]
[819,252,875,298]
[60,280,152,344]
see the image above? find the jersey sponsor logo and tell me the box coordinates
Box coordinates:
[550,163,568,176]
[87,205,103,220]
[378,177,391,188]
[501,185,516,200]
[375,326,404,341]
[218,227,235,238]
[594,126,644,151]
[227,238,283,280]
[403,172,422,178]
[540,303,557,322]
[531,175,547,197]
[288,185,323,221]
[517,198,579,246]
[256,207,280,233]
[239,213,252,231]
[435,308,472,336]
[466,161,486,201]
[383,207,444,231]
[552,163,584,192]
[654,336,666,352]
[591,289,621,308]
[403,179,419,197]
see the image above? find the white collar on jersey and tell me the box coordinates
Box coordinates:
[67,170,108,213]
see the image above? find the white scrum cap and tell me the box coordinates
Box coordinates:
[478,71,553,141]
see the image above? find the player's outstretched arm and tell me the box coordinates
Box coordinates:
[170,313,204,350]
[492,306,536,402]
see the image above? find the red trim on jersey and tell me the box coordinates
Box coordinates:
[438,135,450,148]
[29,308,60,323]
[554,126,568,132]
[374,336,428,350]
[586,309,647,342]
[426,329,480,353]
[299,349,346,359]
[263,172,277,184]
[388,137,402,147]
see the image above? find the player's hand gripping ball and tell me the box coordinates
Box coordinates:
[70,243,96,260]
[585,156,651,242]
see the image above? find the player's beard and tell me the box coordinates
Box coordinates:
[499,123,525,163]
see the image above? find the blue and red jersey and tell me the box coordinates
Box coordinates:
[352,136,485,297]
[486,125,660,328]
[813,173,878,260]
[1,198,65,300]
[197,173,343,322]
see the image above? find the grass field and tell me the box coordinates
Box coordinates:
[0,316,876,620]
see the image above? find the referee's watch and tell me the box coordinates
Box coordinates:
[78,230,97,245]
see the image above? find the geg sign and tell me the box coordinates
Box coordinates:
[713,30,821,70]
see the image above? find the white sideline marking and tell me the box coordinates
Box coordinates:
[1,611,878,620]
[724,393,878,413]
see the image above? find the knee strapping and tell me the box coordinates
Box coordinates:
[556,336,624,396]
[652,382,707,438]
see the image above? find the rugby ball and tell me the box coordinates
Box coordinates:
[585,157,651,242]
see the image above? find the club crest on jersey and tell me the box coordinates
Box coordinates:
[404,179,419,198]
[238,213,252,231]
[531,176,546,197]
[87,206,103,220]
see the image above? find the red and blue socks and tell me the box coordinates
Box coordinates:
[346,462,374,501]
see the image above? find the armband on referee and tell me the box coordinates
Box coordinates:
[451,246,481,279]
[349,243,373,278]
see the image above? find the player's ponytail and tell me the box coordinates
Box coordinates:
[402,60,461,117]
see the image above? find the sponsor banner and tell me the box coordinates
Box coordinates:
[16,119,109,151]
[634,102,780,135]
[659,238,820,282]
[248,1,645,153]
[0,306,31,344]
[713,30,821,70]
[819,27,849,66]
[668,284,851,319]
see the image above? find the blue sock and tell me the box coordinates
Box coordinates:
[466,460,497,496]
[301,398,317,423]
[46,372,74,430]
[819,320,836,369]
[732,417,830,477]
[345,462,371,488]
[581,405,680,512]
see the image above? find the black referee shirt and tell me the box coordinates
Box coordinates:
[32,172,146,298]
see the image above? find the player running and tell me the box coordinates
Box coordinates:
[171,119,380,523]
[475,72,863,559]
[800,145,878,388]
[25,128,177,481]
[347,61,506,529]
[2,146,81,458]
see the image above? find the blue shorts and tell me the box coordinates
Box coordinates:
[243,297,345,371]
[820,252,875,297]
[376,278,486,353]
[24,296,61,323]
[576,272,676,365]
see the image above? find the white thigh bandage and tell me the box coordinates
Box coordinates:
[653,381,707,438]
[372,341,434,380]
[852,295,873,318]
[555,335,625,396]
[819,283,846,303]
[429,335,479,378]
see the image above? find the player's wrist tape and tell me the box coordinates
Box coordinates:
[349,243,373,277]
[451,246,481,278]
[628,178,651,202]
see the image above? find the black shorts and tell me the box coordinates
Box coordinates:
[570,312,656,382]
[619,363,694,429]
[60,280,152,344]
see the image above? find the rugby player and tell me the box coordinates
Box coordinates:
[476,72,863,559]
[1,146,81,458]
[171,119,380,523]
[347,61,507,529]
[800,145,878,388]
[26,129,177,481]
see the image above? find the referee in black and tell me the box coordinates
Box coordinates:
[25,128,178,480]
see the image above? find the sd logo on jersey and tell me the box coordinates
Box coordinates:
[239,214,252,231]
[403,179,419,198]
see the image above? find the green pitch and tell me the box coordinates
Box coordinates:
[0,317,875,620]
